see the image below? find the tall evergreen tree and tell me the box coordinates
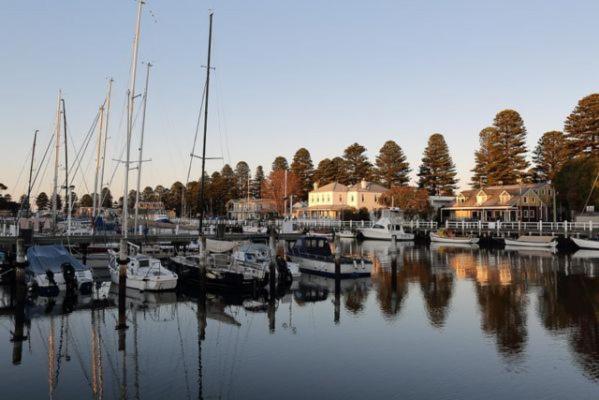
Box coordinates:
[290,148,314,200]
[36,192,49,210]
[564,93,599,156]
[375,140,411,187]
[271,156,289,172]
[471,127,501,188]
[101,187,113,208]
[234,161,251,198]
[221,164,237,200]
[251,166,265,198]
[343,143,372,185]
[80,193,93,207]
[417,133,457,195]
[313,157,348,185]
[492,109,529,184]
[531,131,569,182]
[50,194,62,211]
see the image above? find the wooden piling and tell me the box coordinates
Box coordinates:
[11,238,28,364]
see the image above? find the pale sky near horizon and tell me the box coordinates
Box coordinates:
[2,0,599,199]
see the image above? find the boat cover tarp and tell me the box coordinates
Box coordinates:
[27,245,88,274]
[516,236,555,243]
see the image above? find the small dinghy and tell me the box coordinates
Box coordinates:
[108,249,178,292]
[336,230,357,239]
[571,237,599,250]
[27,245,93,296]
[288,236,372,278]
[430,229,479,244]
[503,235,558,249]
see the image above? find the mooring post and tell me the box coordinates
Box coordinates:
[391,234,398,291]
[269,226,277,294]
[81,243,89,265]
[116,239,129,336]
[199,234,207,285]
[334,234,341,324]
[11,238,28,364]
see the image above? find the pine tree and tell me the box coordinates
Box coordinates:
[251,166,265,198]
[471,127,501,188]
[343,143,372,185]
[79,194,93,207]
[564,93,599,156]
[492,109,529,184]
[271,156,289,172]
[531,131,569,182]
[313,157,348,185]
[36,192,49,210]
[50,193,62,211]
[290,148,314,200]
[375,140,411,187]
[417,133,457,195]
[101,187,113,208]
[221,164,237,200]
[234,161,251,198]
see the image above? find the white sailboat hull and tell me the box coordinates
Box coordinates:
[571,237,599,250]
[109,267,178,291]
[289,255,371,277]
[504,238,557,249]
[430,232,479,244]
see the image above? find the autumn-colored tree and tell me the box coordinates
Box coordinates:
[79,193,93,208]
[379,186,431,218]
[261,170,300,214]
[271,156,289,172]
[343,143,372,185]
[492,109,529,184]
[471,127,501,188]
[531,131,569,182]
[251,166,265,198]
[36,192,49,210]
[564,94,599,157]
[417,133,457,195]
[375,140,410,187]
[291,148,314,200]
[234,161,251,198]
[553,156,599,217]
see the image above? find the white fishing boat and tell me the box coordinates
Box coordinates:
[108,249,178,291]
[430,230,479,244]
[232,241,298,281]
[571,237,599,250]
[288,236,372,278]
[336,230,357,239]
[503,235,558,249]
[358,208,414,241]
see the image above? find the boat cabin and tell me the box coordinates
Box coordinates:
[290,236,333,257]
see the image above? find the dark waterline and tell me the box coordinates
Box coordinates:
[0,241,598,399]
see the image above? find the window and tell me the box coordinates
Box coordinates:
[530,210,535,218]
[373,224,384,229]
[523,197,528,204]
[350,195,354,202]
[524,210,529,218]
[339,195,342,202]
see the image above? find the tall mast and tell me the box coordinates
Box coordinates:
[122,0,144,244]
[51,91,62,232]
[26,130,38,213]
[99,78,113,212]
[61,98,72,235]
[92,104,105,220]
[134,62,152,233]
[198,11,214,236]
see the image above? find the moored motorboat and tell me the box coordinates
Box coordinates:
[336,230,357,239]
[430,230,479,244]
[503,235,558,249]
[288,236,372,278]
[108,250,178,291]
[357,208,414,241]
[571,237,599,250]
[27,245,93,296]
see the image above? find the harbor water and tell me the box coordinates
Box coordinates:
[0,241,597,399]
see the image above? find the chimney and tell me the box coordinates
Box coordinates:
[313,182,319,190]
[360,179,367,189]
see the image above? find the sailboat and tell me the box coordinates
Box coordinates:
[108,0,178,292]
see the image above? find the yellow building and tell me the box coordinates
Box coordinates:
[306,180,387,218]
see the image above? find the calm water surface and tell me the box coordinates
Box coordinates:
[0,241,598,399]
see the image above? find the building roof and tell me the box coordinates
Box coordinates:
[347,181,387,193]
[312,182,348,193]
[449,183,550,209]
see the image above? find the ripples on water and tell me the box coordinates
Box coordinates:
[0,241,597,399]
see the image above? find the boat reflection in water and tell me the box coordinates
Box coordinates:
[0,243,598,399]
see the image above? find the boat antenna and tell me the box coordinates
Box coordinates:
[198,11,214,236]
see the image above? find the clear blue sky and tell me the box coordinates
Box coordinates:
[2,0,599,198]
